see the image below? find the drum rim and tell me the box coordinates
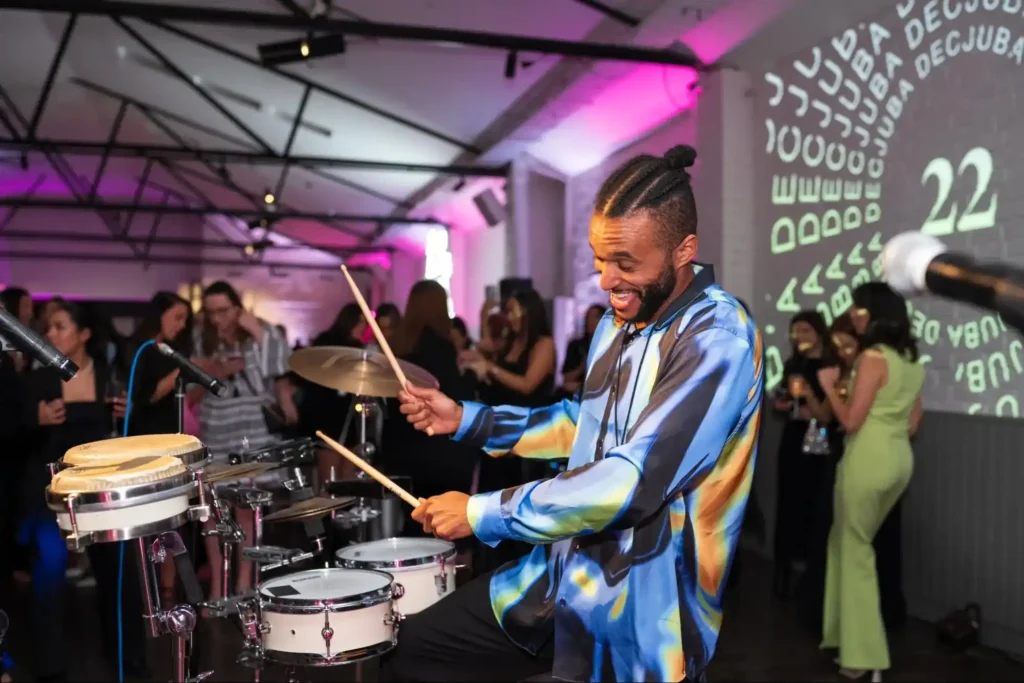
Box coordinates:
[259,568,394,614]
[61,510,198,551]
[334,536,457,570]
[45,471,196,511]
[260,639,395,668]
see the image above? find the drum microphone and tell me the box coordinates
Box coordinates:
[0,306,78,380]
[155,342,227,397]
[882,231,1024,333]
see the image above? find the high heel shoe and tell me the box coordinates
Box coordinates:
[838,668,882,682]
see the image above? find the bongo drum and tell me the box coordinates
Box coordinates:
[62,433,210,470]
[46,454,208,549]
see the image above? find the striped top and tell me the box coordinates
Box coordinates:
[193,322,289,462]
[456,265,764,682]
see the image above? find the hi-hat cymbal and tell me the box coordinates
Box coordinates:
[288,346,439,397]
[263,495,358,524]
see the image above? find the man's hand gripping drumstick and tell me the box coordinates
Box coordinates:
[339,264,436,436]
[396,384,474,540]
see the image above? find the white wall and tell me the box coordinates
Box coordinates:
[448,221,508,335]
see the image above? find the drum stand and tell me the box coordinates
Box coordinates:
[331,396,404,543]
[136,532,212,683]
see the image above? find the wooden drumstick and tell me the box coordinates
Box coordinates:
[316,431,420,508]
[339,264,435,436]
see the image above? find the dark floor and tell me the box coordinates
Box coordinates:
[2,552,1022,682]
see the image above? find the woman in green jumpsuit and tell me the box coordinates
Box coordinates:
[817,283,924,681]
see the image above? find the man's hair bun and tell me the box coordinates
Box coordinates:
[664,145,697,170]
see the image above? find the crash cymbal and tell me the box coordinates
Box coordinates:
[204,462,276,484]
[263,495,358,524]
[288,346,439,397]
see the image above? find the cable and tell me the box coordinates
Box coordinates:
[117,339,155,683]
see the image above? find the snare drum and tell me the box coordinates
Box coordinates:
[46,455,206,549]
[335,537,456,615]
[258,568,397,666]
[62,434,210,470]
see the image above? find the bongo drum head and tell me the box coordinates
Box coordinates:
[51,455,187,494]
[63,434,205,467]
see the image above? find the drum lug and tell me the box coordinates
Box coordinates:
[321,611,335,658]
[65,493,80,538]
[435,557,449,596]
[385,610,404,626]
[392,582,405,599]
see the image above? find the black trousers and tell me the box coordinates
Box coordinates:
[86,542,149,670]
[380,570,554,682]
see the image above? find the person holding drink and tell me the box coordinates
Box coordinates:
[772,310,837,599]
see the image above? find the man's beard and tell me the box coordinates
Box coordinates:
[630,264,676,324]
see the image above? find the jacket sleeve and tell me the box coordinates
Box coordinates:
[453,399,580,461]
[467,325,762,546]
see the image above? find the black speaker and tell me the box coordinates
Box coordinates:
[499,278,532,302]
[472,188,507,227]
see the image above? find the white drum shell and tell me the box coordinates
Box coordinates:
[260,600,394,659]
[54,495,190,533]
[336,538,457,616]
[389,563,456,615]
[258,568,396,663]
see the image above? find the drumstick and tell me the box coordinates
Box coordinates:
[340,264,435,436]
[316,430,420,508]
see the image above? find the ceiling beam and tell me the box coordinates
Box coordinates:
[1,0,705,68]
[146,21,478,155]
[0,229,388,253]
[568,0,639,28]
[0,250,355,272]
[0,138,508,176]
[0,196,446,225]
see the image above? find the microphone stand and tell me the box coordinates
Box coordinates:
[176,375,186,435]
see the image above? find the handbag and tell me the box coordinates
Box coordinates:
[936,603,981,651]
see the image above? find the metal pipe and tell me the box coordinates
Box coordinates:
[0,229,385,252]
[136,537,161,638]
[0,1,705,68]
[0,137,508,176]
[28,14,77,138]
[0,196,446,224]
[0,250,371,272]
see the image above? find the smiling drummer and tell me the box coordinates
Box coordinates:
[382,146,764,683]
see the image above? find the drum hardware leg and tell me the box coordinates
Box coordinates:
[136,536,213,683]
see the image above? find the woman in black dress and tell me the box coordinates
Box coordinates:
[385,280,477,505]
[20,299,148,681]
[772,310,836,599]
[124,292,192,602]
[465,288,556,573]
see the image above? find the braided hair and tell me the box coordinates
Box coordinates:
[593,145,698,249]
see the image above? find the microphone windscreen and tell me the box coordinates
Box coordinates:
[882,231,948,295]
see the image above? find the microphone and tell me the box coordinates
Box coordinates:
[0,306,78,381]
[882,231,1024,333]
[155,342,227,397]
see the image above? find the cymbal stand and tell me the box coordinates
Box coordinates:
[334,396,384,542]
[137,532,212,683]
[200,490,245,601]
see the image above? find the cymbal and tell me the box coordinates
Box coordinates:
[263,495,357,524]
[288,346,439,397]
[204,462,276,484]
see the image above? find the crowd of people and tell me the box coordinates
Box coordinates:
[0,277,606,683]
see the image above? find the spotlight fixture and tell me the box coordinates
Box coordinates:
[263,190,275,205]
[257,34,347,67]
